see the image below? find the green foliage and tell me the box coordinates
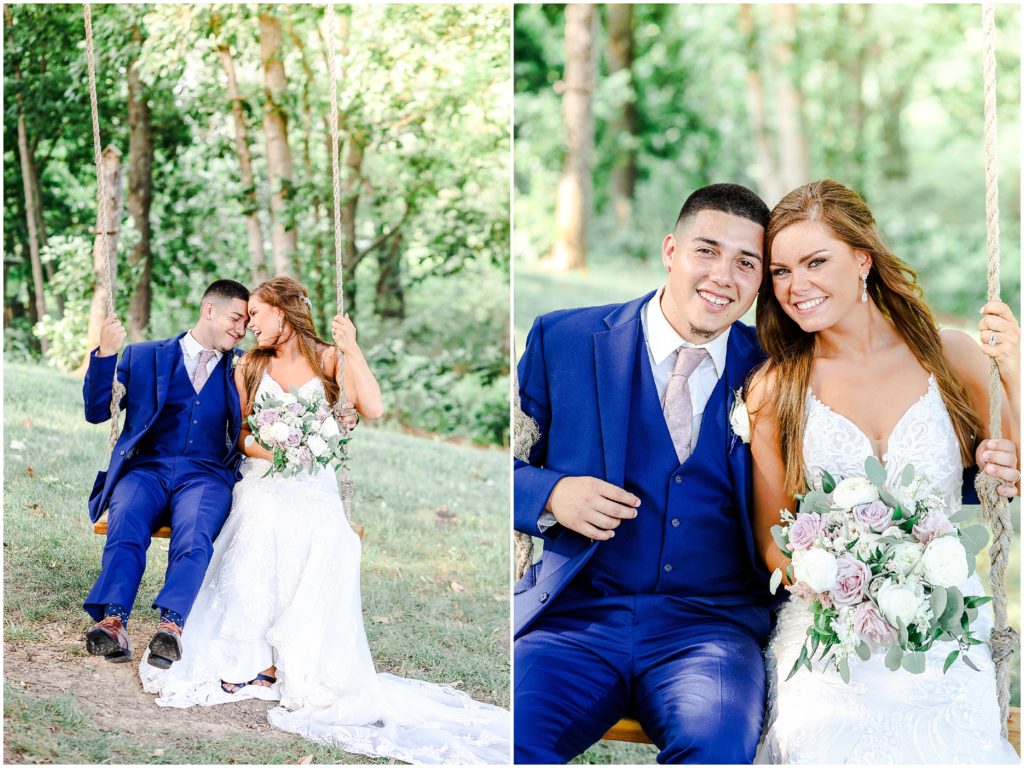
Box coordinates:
[31,237,93,371]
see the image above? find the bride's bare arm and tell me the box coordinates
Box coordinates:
[941,323,1019,497]
[234,359,275,460]
[747,367,796,583]
[327,314,383,420]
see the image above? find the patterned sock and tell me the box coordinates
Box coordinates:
[159,607,184,629]
[103,604,130,627]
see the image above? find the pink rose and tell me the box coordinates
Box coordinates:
[853,601,897,649]
[287,402,305,416]
[286,428,302,447]
[832,554,872,606]
[912,511,955,545]
[788,513,825,551]
[853,500,895,532]
[297,446,313,465]
[257,409,278,426]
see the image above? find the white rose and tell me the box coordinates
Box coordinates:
[889,541,925,576]
[792,548,839,593]
[319,416,340,438]
[729,393,751,444]
[307,434,329,458]
[270,422,291,444]
[832,477,879,509]
[855,531,882,560]
[921,536,969,588]
[258,424,277,445]
[877,579,925,627]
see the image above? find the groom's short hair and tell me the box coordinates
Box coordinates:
[201,279,250,306]
[674,184,769,232]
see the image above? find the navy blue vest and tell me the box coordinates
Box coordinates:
[580,328,753,597]
[137,351,231,462]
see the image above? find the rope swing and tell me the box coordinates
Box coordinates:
[513,352,539,581]
[84,4,126,453]
[974,2,1017,739]
[324,1,356,520]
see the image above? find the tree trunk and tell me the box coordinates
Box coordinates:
[259,8,297,276]
[127,32,154,343]
[340,134,364,313]
[548,4,596,272]
[217,28,268,284]
[739,5,783,207]
[17,116,47,353]
[606,4,636,225]
[771,4,810,193]
[374,233,405,320]
[289,16,324,289]
[78,146,123,374]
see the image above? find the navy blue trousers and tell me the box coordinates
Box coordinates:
[84,457,232,623]
[514,587,768,764]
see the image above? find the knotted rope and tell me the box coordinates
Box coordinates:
[973,3,1017,739]
[325,2,355,519]
[84,4,125,451]
[514,350,539,581]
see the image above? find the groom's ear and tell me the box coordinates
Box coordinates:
[662,233,677,271]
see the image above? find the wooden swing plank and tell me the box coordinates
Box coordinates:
[92,513,364,540]
[603,708,1021,752]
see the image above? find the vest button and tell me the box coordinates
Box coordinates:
[663,563,673,573]
[674,475,682,485]
[195,401,200,406]
[671,518,680,528]
[539,592,549,604]
[193,419,199,425]
[119,450,125,456]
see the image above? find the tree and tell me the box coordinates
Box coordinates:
[259,8,297,276]
[605,4,636,225]
[548,4,596,271]
[127,24,154,342]
[771,4,810,193]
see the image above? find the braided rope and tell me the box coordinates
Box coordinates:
[324,2,354,519]
[974,3,1016,739]
[84,4,125,451]
[513,350,539,581]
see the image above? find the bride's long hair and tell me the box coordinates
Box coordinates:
[755,179,983,496]
[241,276,340,416]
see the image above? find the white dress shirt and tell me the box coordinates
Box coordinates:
[180,330,223,382]
[642,286,729,455]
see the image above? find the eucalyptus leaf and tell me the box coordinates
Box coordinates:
[770,526,792,558]
[943,649,960,673]
[900,463,916,486]
[928,586,947,624]
[900,652,926,674]
[959,524,990,557]
[949,508,974,524]
[769,568,783,595]
[865,456,887,488]
[855,641,872,661]
[884,643,903,671]
[962,654,980,672]
[820,468,837,494]
[839,656,850,684]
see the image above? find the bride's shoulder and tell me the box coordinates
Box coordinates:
[317,344,337,376]
[745,362,779,410]
[939,327,987,381]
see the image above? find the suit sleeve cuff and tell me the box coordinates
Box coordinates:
[514,462,566,539]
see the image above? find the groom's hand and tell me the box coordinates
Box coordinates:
[546,476,640,541]
[98,314,126,357]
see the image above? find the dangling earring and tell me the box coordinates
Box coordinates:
[860,272,869,304]
[278,318,284,333]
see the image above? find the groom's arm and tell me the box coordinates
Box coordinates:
[515,316,567,539]
[84,345,132,424]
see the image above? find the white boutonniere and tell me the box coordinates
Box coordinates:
[729,387,751,449]
[230,349,243,371]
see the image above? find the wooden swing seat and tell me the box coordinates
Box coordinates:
[93,512,364,540]
[604,708,1021,754]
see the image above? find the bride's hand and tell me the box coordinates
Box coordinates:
[975,438,1020,498]
[979,301,1019,387]
[332,313,358,355]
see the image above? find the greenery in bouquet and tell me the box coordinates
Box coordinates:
[244,389,351,478]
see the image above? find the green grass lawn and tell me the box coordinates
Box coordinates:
[516,256,1020,764]
[3,361,510,764]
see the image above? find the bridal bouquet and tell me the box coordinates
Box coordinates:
[245,389,350,478]
[770,456,992,683]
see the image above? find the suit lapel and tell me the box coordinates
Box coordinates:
[224,350,242,440]
[155,333,186,413]
[594,292,653,488]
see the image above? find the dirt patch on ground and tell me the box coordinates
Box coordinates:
[4,621,294,749]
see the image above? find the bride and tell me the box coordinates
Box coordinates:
[745,180,1019,763]
[140,277,509,765]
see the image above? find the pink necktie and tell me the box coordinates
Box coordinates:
[663,346,709,463]
[191,350,216,393]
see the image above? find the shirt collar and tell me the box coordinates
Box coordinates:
[182,330,222,361]
[644,285,730,376]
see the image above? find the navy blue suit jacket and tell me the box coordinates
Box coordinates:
[83,334,243,523]
[514,292,770,638]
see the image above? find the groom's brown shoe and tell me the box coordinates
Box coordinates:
[146,620,183,669]
[85,616,133,663]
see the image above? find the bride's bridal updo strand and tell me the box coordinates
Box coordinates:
[241,276,341,416]
[755,179,983,496]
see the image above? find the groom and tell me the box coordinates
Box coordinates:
[82,279,249,669]
[514,184,776,764]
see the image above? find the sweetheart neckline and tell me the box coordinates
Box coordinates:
[806,375,937,464]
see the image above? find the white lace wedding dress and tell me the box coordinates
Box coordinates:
[140,373,510,764]
[756,376,1018,764]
